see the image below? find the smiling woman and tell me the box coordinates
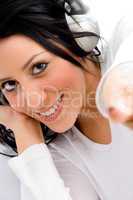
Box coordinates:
[0,0,102,199]
[0,0,100,152]
[0,0,133,200]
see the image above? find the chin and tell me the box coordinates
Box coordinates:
[47,113,78,134]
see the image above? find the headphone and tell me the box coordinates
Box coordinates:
[64,0,100,52]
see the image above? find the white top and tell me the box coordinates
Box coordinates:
[1,122,133,200]
[0,1,133,200]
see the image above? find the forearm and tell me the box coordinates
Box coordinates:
[13,120,45,154]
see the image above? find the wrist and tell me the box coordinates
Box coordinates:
[17,139,45,155]
[13,120,45,154]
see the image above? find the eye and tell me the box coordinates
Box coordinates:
[32,63,48,75]
[1,80,17,92]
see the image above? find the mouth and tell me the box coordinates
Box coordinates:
[36,93,64,123]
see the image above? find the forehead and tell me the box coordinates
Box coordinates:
[0,35,46,76]
[0,34,45,58]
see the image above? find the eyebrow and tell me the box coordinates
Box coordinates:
[0,50,46,83]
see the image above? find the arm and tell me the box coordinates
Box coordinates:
[7,117,72,200]
[96,12,133,126]
[0,107,72,200]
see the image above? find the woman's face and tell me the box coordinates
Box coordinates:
[0,34,87,133]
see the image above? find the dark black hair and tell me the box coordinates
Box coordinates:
[0,0,101,157]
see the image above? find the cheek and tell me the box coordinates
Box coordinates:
[4,93,25,112]
[56,64,85,105]
[48,62,85,111]
[47,60,85,92]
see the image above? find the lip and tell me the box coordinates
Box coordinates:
[36,95,64,122]
[36,93,64,114]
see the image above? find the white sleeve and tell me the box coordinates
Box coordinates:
[108,12,133,65]
[8,143,99,200]
[0,154,20,200]
[99,7,133,74]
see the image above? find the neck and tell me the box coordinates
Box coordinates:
[75,111,112,144]
[76,59,112,144]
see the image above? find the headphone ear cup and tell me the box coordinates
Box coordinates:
[65,5,100,52]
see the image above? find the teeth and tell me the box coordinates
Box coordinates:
[40,94,63,117]
[53,104,58,109]
[41,106,57,116]
[58,96,62,102]
[56,94,62,103]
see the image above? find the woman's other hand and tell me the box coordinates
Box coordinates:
[99,62,133,129]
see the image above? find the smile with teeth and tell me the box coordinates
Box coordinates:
[38,94,64,118]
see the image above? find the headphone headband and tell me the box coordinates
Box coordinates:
[64,0,100,52]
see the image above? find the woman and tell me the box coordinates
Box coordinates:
[0,0,133,200]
